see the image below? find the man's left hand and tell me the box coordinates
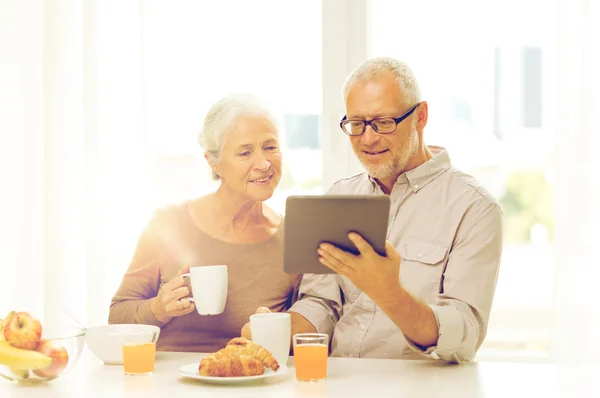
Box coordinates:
[318,233,402,300]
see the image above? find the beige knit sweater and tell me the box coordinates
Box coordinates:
[108,201,301,353]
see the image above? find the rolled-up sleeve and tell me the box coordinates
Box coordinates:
[406,200,504,363]
[288,274,343,338]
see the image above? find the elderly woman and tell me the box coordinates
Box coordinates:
[108,93,301,352]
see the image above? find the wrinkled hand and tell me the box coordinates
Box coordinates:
[150,267,196,324]
[318,233,402,301]
[240,306,271,340]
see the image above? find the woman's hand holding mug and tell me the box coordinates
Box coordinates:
[180,265,228,315]
[150,267,195,324]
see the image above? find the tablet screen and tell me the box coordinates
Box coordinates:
[283,195,390,274]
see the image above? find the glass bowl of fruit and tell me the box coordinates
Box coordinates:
[0,311,86,384]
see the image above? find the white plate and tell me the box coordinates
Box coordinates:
[177,362,288,385]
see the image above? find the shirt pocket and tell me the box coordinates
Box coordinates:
[398,236,449,300]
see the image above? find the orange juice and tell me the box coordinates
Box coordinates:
[123,342,156,375]
[294,344,328,381]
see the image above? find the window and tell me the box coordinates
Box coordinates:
[142,0,323,214]
[522,47,543,128]
[371,0,556,359]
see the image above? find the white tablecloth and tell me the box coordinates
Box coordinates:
[1,348,597,397]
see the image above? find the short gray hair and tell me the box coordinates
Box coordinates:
[342,57,421,106]
[198,93,278,180]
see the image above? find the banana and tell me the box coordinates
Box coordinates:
[0,311,51,372]
[0,341,52,370]
[1,312,26,376]
[9,367,29,379]
[1,312,26,377]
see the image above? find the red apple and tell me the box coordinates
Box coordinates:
[32,340,69,378]
[2,311,42,350]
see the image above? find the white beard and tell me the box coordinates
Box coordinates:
[357,125,419,180]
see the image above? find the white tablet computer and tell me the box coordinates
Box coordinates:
[283,195,391,274]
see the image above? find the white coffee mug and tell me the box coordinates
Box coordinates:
[181,265,228,315]
[250,312,291,367]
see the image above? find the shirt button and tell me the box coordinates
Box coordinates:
[417,252,423,258]
[360,324,367,330]
[414,184,419,189]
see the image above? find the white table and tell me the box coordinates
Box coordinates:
[1,348,597,397]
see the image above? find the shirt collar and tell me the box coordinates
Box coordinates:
[367,146,452,193]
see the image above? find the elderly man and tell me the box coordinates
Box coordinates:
[244,57,503,363]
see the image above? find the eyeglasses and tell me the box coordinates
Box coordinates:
[339,102,421,136]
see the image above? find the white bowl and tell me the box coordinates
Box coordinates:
[85,324,160,365]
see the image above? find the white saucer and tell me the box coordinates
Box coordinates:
[177,362,288,385]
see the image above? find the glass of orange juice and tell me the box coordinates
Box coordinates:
[292,333,329,382]
[122,332,158,376]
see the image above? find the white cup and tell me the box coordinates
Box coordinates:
[250,312,291,367]
[181,265,228,315]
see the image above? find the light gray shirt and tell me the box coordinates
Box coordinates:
[289,147,503,363]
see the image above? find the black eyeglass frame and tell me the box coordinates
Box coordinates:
[339,102,422,136]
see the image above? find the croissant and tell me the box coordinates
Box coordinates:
[197,337,280,377]
[225,337,280,371]
[199,352,264,377]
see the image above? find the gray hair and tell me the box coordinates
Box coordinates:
[342,57,422,106]
[198,93,278,180]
